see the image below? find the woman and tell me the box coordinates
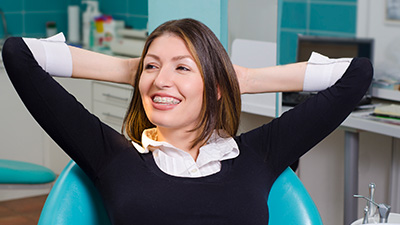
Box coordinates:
[2,19,372,224]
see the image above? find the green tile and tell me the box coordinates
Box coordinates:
[308,30,355,38]
[0,0,23,12]
[128,0,148,16]
[99,0,127,15]
[25,0,68,12]
[25,12,68,37]
[68,0,81,5]
[126,15,148,29]
[1,13,23,37]
[279,30,305,65]
[309,3,356,33]
[310,0,356,2]
[281,1,307,29]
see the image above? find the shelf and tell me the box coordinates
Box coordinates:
[372,87,400,102]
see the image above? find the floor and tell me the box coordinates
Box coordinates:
[0,195,47,225]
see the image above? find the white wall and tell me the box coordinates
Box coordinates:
[357,0,400,80]
[228,0,277,53]
[228,0,278,129]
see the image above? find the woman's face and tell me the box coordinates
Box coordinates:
[139,34,204,132]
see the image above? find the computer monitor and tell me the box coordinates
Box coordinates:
[282,35,374,106]
[296,35,374,62]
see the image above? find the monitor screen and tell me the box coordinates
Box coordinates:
[297,35,374,63]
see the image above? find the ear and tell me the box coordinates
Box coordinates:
[217,85,221,100]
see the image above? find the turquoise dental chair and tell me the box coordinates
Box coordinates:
[0,159,56,188]
[38,160,323,225]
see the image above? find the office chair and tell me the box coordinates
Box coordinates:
[38,160,322,225]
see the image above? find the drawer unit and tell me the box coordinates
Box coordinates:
[92,81,133,133]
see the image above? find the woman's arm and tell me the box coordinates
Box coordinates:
[2,37,134,180]
[237,57,373,175]
[235,52,353,94]
[69,46,138,86]
[23,33,139,86]
[234,62,306,94]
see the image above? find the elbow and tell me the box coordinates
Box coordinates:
[357,57,374,91]
[1,37,28,78]
[2,37,20,60]
[2,37,21,70]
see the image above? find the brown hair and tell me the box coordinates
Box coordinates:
[122,18,241,148]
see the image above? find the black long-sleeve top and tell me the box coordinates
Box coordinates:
[2,37,372,225]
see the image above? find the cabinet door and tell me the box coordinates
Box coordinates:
[92,82,133,133]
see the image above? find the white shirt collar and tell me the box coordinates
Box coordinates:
[131,128,239,177]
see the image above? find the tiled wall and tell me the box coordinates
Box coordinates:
[278,0,357,65]
[98,0,148,30]
[0,0,148,39]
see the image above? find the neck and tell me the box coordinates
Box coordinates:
[156,127,202,160]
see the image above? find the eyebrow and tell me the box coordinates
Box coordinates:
[145,54,194,62]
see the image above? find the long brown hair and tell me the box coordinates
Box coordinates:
[123,18,241,148]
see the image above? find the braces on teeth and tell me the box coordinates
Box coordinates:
[153,96,180,104]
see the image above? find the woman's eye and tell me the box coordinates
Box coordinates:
[145,64,157,70]
[177,66,190,71]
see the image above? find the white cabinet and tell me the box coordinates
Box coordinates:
[92,81,133,133]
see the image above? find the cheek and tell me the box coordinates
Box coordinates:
[183,79,204,111]
[138,75,151,96]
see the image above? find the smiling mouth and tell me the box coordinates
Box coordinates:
[153,96,181,105]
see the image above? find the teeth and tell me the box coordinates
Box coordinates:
[153,96,181,105]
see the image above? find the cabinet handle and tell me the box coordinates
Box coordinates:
[102,93,129,102]
[102,112,124,120]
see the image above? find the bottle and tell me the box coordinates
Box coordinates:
[46,21,57,37]
[82,1,101,48]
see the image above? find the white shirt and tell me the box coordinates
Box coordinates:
[131,128,239,178]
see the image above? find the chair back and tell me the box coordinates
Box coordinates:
[268,167,323,225]
[39,161,322,225]
[38,161,111,225]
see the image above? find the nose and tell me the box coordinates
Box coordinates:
[153,66,173,89]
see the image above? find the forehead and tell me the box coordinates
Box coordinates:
[146,34,192,58]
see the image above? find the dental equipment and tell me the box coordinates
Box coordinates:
[363,206,369,224]
[354,194,391,223]
[369,183,376,217]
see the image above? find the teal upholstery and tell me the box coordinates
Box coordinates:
[268,168,323,225]
[0,159,56,184]
[39,161,322,225]
[38,161,111,225]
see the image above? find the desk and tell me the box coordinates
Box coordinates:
[341,110,400,225]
